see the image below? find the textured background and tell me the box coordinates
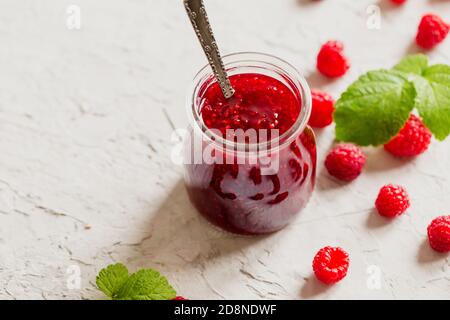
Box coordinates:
[0,0,449,299]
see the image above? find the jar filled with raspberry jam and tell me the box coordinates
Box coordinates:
[184,53,316,235]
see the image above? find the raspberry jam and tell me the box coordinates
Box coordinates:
[200,73,300,136]
[184,53,316,235]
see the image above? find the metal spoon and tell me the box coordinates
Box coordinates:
[184,0,235,99]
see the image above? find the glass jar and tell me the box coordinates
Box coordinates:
[184,52,316,235]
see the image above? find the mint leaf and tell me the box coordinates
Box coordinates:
[334,69,416,146]
[96,263,129,299]
[115,269,176,300]
[394,54,428,75]
[413,64,450,140]
[96,264,177,300]
[335,54,450,145]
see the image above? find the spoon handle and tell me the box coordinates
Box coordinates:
[184,0,235,99]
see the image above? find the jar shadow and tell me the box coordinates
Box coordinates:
[111,180,268,269]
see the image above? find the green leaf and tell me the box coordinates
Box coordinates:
[115,269,176,300]
[96,263,129,299]
[334,69,416,146]
[394,54,429,75]
[413,64,450,140]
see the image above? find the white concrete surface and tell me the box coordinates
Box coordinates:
[0,0,448,299]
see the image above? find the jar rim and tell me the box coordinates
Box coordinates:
[186,52,312,153]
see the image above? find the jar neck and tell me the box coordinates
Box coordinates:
[187,52,312,154]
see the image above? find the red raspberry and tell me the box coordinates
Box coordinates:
[308,89,335,128]
[416,14,449,49]
[313,246,349,285]
[317,41,350,78]
[427,215,450,253]
[384,115,432,157]
[375,184,410,218]
[391,0,406,4]
[172,296,188,300]
[325,144,366,181]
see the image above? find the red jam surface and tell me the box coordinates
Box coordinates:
[185,73,316,235]
[200,73,300,137]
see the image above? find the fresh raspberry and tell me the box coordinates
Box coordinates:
[427,215,450,253]
[317,41,350,78]
[375,184,410,218]
[172,296,188,300]
[308,89,335,128]
[391,0,407,4]
[416,14,449,49]
[313,246,349,285]
[325,144,366,181]
[384,115,432,157]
